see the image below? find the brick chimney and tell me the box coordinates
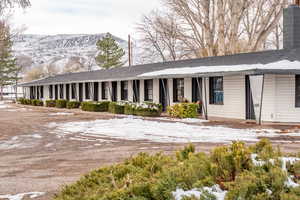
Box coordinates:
[283,2,300,49]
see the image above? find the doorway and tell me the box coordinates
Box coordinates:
[159,79,169,111]
[111,81,118,102]
[66,84,70,100]
[79,83,83,102]
[94,82,99,101]
[133,80,140,102]
[245,75,255,120]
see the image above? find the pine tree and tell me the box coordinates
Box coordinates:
[0,21,20,100]
[95,33,125,69]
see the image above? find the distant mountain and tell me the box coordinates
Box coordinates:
[13,33,128,73]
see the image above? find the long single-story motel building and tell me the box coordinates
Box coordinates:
[21,5,300,124]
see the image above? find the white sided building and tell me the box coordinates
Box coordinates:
[21,5,300,124]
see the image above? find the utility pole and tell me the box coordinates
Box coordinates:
[128,35,132,66]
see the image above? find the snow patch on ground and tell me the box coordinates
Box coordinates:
[49,112,74,116]
[0,134,43,150]
[47,117,295,143]
[0,192,45,200]
[0,101,11,109]
[173,185,227,200]
[156,117,208,123]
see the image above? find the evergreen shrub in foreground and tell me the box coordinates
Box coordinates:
[55,139,300,200]
[109,102,125,114]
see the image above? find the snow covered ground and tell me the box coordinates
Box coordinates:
[0,134,43,150]
[0,192,44,200]
[49,112,74,116]
[48,117,297,143]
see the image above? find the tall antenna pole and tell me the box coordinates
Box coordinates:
[128,34,132,67]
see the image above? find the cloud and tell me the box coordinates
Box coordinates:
[12,0,160,39]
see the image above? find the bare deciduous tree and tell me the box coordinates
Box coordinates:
[138,0,288,63]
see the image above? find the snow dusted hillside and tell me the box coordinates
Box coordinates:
[13,34,128,72]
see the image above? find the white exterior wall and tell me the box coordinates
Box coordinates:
[184,78,192,102]
[203,75,246,120]
[273,75,300,122]
[117,81,122,101]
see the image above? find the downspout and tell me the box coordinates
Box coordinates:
[258,75,265,125]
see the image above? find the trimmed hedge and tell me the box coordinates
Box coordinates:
[31,99,44,106]
[45,100,56,107]
[167,103,199,118]
[67,101,81,109]
[81,101,110,112]
[124,102,162,117]
[18,98,32,105]
[109,102,125,114]
[56,100,68,108]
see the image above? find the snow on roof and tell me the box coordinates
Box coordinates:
[139,60,300,77]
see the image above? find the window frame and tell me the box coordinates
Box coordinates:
[144,79,153,102]
[209,76,224,105]
[173,78,185,103]
[296,75,300,108]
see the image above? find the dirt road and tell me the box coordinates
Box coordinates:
[0,102,299,200]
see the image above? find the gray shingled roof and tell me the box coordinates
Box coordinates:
[20,48,300,87]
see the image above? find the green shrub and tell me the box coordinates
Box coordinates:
[109,102,125,114]
[167,103,199,118]
[66,101,81,109]
[124,102,162,117]
[81,101,110,112]
[45,100,56,107]
[31,99,44,106]
[124,103,136,115]
[54,140,300,200]
[18,98,32,105]
[56,100,68,108]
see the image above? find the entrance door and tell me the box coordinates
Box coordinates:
[79,83,83,102]
[54,85,58,100]
[111,81,118,102]
[133,80,140,102]
[192,78,202,102]
[66,84,70,101]
[94,82,99,101]
[159,79,169,111]
[245,75,255,120]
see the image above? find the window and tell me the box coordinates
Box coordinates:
[59,84,64,99]
[296,75,300,107]
[121,81,128,101]
[209,77,224,105]
[85,82,90,99]
[49,85,53,99]
[144,79,153,101]
[173,78,184,102]
[102,82,108,100]
[133,80,140,102]
[71,83,76,99]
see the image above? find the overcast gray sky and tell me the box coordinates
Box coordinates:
[13,0,161,39]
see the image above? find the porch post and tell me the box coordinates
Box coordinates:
[258,75,265,125]
[203,77,208,120]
